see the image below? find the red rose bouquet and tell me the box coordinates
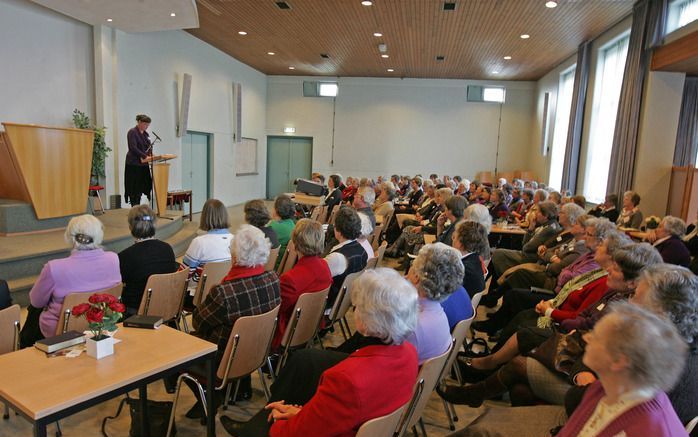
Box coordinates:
[72,293,125,339]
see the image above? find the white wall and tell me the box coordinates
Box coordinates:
[267,77,536,181]
[107,29,268,206]
[0,0,94,126]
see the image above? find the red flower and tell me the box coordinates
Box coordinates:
[108,302,126,314]
[88,293,109,304]
[104,294,118,305]
[86,307,104,323]
[498,211,508,218]
[71,303,91,317]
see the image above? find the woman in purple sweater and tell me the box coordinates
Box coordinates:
[22,215,121,346]
[558,302,687,437]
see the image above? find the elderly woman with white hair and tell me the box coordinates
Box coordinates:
[356,212,375,258]
[646,215,691,267]
[21,214,121,347]
[189,225,281,415]
[221,268,419,436]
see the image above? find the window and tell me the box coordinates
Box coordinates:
[483,86,506,103]
[667,0,698,34]
[583,33,630,204]
[548,67,576,190]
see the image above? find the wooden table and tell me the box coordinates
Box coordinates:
[0,325,217,437]
[288,192,325,206]
[491,224,527,236]
[490,224,527,250]
[167,189,193,221]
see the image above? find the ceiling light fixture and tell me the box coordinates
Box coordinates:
[492,70,500,74]
[361,0,373,5]
[106,18,113,22]
[545,1,558,8]
[504,56,512,60]
[239,31,248,35]
[381,54,389,58]
[520,34,530,39]
[387,68,394,72]
[289,66,295,70]
[267,52,275,55]
[373,32,383,37]
[170,12,176,17]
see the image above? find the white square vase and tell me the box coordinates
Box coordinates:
[86,335,114,359]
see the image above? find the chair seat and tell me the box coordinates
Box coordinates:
[89,185,104,191]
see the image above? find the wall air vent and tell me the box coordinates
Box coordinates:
[275,2,291,10]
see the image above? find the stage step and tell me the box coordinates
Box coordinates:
[0,199,76,235]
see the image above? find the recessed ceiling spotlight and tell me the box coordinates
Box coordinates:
[361,0,373,5]
[288,66,295,70]
[267,52,275,55]
[106,18,113,22]
[238,31,248,35]
[520,34,530,39]
[504,56,512,60]
[545,1,558,8]
[373,32,383,37]
[381,54,389,58]
[387,68,394,72]
[170,12,176,17]
[492,70,500,74]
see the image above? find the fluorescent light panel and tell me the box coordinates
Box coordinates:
[319,83,338,97]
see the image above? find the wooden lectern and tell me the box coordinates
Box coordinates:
[142,154,177,217]
[0,123,94,219]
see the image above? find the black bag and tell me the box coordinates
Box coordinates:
[101,396,176,437]
[458,337,491,359]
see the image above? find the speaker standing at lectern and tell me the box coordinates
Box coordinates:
[124,114,153,206]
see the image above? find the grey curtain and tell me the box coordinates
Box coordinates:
[606,0,666,196]
[672,77,698,166]
[560,41,592,194]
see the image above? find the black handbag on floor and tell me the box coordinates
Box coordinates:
[101,396,176,437]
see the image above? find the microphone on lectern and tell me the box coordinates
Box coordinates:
[152,131,162,141]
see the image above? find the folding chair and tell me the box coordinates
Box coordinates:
[439,314,477,430]
[55,284,123,335]
[137,269,189,330]
[356,402,408,437]
[324,271,362,342]
[276,240,298,275]
[265,247,281,272]
[0,304,20,420]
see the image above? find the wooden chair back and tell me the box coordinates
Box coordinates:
[423,234,436,244]
[310,205,328,223]
[217,305,280,383]
[471,290,484,312]
[55,284,123,335]
[382,209,395,231]
[193,260,231,307]
[439,314,477,384]
[375,241,388,266]
[370,224,384,250]
[365,256,379,270]
[138,269,189,322]
[327,209,338,225]
[281,287,330,349]
[0,305,20,354]
[327,271,362,325]
[400,343,452,432]
[265,247,281,272]
[356,402,407,437]
[276,240,298,275]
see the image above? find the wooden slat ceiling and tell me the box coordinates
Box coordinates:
[187,0,634,81]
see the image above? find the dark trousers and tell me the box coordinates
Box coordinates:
[19,304,45,349]
[0,279,12,310]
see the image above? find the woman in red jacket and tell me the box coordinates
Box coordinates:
[221,268,420,437]
[272,219,333,350]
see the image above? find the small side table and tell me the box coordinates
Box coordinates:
[167,190,193,221]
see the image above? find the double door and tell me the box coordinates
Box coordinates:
[266,136,313,199]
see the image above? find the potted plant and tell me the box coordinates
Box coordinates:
[72,109,111,186]
[72,293,125,359]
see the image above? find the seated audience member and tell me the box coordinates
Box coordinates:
[455,181,468,197]
[373,181,396,217]
[357,212,375,259]
[646,215,691,267]
[21,215,121,347]
[440,243,662,407]
[118,205,178,316]
[341,176,356,202]
[556,303,687,436]
[273,219,332,349]
[270,195,297,264]
[352,186,376,226]
[397,176,425,212]
[616,190,643,229]
[452,221,489,297]
[190,225,281,416]
[548,191,562,205]
[488,189,510,221]
[324,207,368,306]
[183,198,233,290]
[589,193,619,223]
[464,203,494,234]
[324,174,343,218]
[571,194,586,208]
[437,195,467,246]
[510,188,532,222]
[685,210,698,274]
[220,268,419,436]
[386,187,449,258]
[516,188,548,230]
[436,244,475,330]
[0,279,11,310]
[477,186,493,208]
[244,199,280,249]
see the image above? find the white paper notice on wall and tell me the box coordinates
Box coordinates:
[235,137,258,176]
[177,73,192,137]
[232,82,242,142]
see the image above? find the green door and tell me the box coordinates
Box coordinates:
[181,131,211,213]
[267,136,312,199]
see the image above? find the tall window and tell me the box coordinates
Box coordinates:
[548,67,576,190]
[583,33,630,204]
[667,0,698,34]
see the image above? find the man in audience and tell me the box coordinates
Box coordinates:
[352,186,376,226]
[324,207,368,306]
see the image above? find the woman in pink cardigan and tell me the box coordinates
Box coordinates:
[558,302,687,437]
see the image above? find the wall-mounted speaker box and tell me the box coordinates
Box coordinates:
[177,73,192,137]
